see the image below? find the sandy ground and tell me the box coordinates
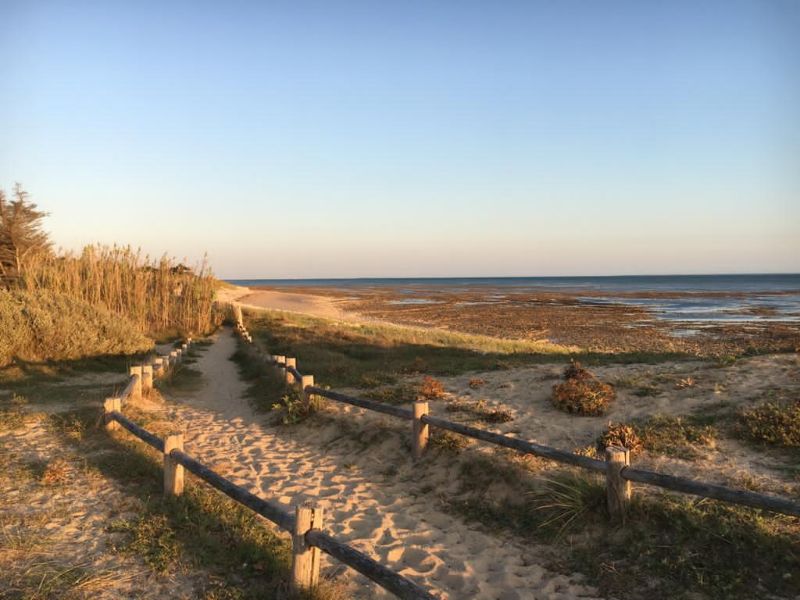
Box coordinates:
[157,329,600,600]
[0,413,194,598]
[414,354,800,496]
[217,285,361,322]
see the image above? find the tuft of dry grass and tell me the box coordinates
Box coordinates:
[418,376,446,400]
[445,399,514,424]
[598,415,717,459]
[40,458,72,486]
[597,422,643,455]
[552,361,615,416]
[736,401,800,448]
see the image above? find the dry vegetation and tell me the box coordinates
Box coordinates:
[0,185,218,367]
[736,400,800,448]
[551,361,615,416]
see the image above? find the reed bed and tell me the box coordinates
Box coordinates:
[18,245,217,338]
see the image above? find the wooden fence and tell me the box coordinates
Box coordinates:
[102,333,438,600]
[231,310,800,521]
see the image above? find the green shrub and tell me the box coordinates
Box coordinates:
[736,401,800,447]
[552,361,615,416]
[271,387,320,425]
[0,288,151,366]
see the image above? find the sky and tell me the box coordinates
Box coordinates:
[1,0,798,279]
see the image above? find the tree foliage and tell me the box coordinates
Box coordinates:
[0,184,52,285]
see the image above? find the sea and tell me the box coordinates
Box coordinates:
[227,274,800,326]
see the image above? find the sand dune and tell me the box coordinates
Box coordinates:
[217,285,360,322]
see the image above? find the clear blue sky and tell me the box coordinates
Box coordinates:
[1,0,798,278]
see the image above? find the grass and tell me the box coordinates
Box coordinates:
[736,401,800,448]
[444,399,515,424]
[442,449,800,600]
[598,415,717,459]
[240,311,696,400]
[243,310,574,391]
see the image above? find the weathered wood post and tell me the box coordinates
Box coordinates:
[301,375,315,409]
[234,304,243,328]
[141,364,153,392]
[129,366,143,399]
[291,502,323,592]
[413,401,430,459]
[103,397,121,431]
[605,446,631,523]
[170,350,179,365]
[275,355,286,379]
[285,357,297,385]
[154,357,165,377]
[164,434,185,497]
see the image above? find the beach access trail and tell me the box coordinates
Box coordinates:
[157,328,599,600]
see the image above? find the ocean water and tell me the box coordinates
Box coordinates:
[228,274,800,325]
[229,274,800,293]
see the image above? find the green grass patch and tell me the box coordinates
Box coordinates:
[243,311,572,391]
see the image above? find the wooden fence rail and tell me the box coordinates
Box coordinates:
[230,307,800,521]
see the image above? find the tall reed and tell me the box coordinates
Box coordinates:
[19,245,217,337]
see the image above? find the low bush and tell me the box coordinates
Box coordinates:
[552,361,615,416]
[418,375,447,400]
[597,422,643,455]
[0,288,151,367]
[736,401,800,447]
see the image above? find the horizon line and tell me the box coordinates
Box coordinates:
[223,272,800,281]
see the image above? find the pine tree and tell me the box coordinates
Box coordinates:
[0,184,52,285]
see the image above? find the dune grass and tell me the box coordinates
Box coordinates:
[241,310,575,391]
[445,451,800,600]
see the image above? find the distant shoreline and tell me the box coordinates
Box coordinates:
[226,273,800,294]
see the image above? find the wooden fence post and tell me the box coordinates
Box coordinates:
[129,366,142,399]
[285,357,297,385]
[164,434,185,496]
[291,502,323,592]
[154,357,165,377]
[142,364,153,392]
[413,401,429,459]
[301,375,315,408]
[103,397,121,431]
[275,355,286,378]
[170,350,179,365]
[606,446,631,523]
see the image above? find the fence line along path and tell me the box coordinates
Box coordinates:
[143,327,605,599]
[102,334,440,599]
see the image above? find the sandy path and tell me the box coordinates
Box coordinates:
[162,329,599,599]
